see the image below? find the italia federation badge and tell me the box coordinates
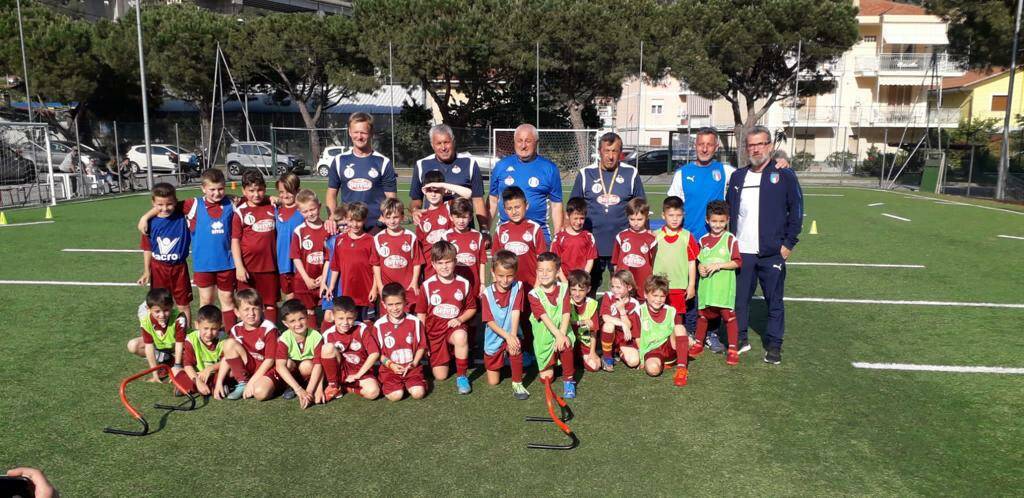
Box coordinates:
[713,169,722,182]
[769,172,780,184]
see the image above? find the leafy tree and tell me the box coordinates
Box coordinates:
[925,0,1019,68]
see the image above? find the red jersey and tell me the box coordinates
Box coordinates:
[370,229,424,289]
[417,275,476,337]
[290,222,329,281]
[495,219,547,285]
[481,283,525,323]
[550,229,598,274]
[229,320,279,362]
[611,229,657,298]
[232,201,277,273]
[373,314,426,365]
[528,285,571,320]
[599,292,641,331]
[330,232,376,306]
[442,228,486,292]
[139,313,188,344]
[322,322,380,369]
[416,202,452,257]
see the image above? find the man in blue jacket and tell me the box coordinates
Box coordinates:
[725,126,803,365]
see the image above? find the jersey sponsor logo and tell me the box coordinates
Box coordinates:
[426,230,444,244]
[623,253,647,268]
[770,172,779,184]
[155,236,180,260]
[598,194,621,206]
[210,221,225,235]
[391,348,413,364]
[384,254,409,269]
[348,178,372,192]
[306,251,324,265]
[368,168,379,178]
[504,176,515,186]
[253,219,274,233]
[456,252,477,266]
[343,352,362,365]
[713,170,723,182]
[433,303,460,319]
[301,238,314,251]
[505,241,528,255]
[528,177,540,188]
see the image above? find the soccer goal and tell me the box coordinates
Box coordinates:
[0,120,58,209]
[491,128,599,175]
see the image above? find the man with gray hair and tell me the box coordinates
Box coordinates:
[410,124,488,229]
[488,123,564,241]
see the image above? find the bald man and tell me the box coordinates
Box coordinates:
[488,124,564,242]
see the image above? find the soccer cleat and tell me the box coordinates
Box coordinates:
[737,339,752,354]
[563,380,577,399]
[764,348,782,365]
[688,342,705,358]
[324,384,342,401]
[602,356,615,372]
[673,366,688,387]
[282,388,297,400]
[512,382,530,400]
[226,382,247,400]
[706,333,725,354]
[456,375,472,395]
[726,348,739,366]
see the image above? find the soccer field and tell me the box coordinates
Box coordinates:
[1,182,1023,496]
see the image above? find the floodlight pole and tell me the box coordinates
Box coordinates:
[997,0,1024,201]
[134,0,154,190]
[389,41,396,163]
[790,40,802,158]
[15,0,33,123]
[536,42,540,127]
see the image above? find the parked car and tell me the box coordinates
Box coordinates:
[624,149,674,176]
[315,145,351,177]
[19,140,110,173]
[125,144,194,174]
[1,145,37,184]
[225,141,306,178]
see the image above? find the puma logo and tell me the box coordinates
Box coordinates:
[686,176,696,182]
[772,264,783,271]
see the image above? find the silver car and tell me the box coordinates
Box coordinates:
[225,141,306,178]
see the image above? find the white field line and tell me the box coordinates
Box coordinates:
[867,202,884,207]
[998,235,1024,240]
[805,193,844,197]
[0,279,198,288]
[852,362,1024,375]
[882,213,911,222]
[62,248,142,253]
[0,220,54,228]
[787,262,924,268]
[934,201,963,206]
[897,191,1024,215]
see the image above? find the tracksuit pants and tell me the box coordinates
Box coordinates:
[735,253,787,349]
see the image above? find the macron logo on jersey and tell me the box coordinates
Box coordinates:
[154,236,181,261]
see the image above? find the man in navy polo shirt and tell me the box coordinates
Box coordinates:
[569,132,644,292]
[488,124,564,242]
[325,112,397,233]
[726,126,803,365]
[410,124,488,230]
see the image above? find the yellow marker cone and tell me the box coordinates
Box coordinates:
[809,220,818,235]
[45,206,53,220]
[0,211,7,225]
[231,181,237,190]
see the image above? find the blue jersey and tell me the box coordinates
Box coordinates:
[189,197,234,272]
[483,282,523,355]
[569,163,646,257]
[327,151,397,229]
[667,161,734,240]
[320,233,342,311]
[489,154,563,242]
[275,206,305,274]
[147,213,191,265]
[411,152,484,201]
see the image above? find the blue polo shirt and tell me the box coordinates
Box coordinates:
[489,154,563,241]
[327,151,397,228]
[569,163,645,257]
[411,152,484,202]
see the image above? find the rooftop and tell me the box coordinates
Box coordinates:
[858,0,926,16]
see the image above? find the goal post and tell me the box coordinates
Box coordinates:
[0,120,57,208]
[491,128,599,176]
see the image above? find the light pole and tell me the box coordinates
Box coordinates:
[997,0,1024,201]
[15,0,33,123]
[134,0,154,190]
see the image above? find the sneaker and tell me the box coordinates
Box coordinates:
[456,375,472,395]
[324,384,342,400]
[737,339,752,354]
[764,348,782,365]
[726,348,739,366]
[511,382,530,400]
[563,380,576,399]
[282,388,297,400]
[706,333,725,354]
[688,342,705,358]
[602,356,615,372]
[673,366,688,387]
[226,382,246,400]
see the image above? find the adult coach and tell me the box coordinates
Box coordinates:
[325,112,397,233]
[410,124,488,229]
[725,126,803,365]
[569,132,644,290]
[488,124,563,242]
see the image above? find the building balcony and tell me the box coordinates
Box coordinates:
[850,104,960,127]
[854,53,966,76]
[778,106,840,126]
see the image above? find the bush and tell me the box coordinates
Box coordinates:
[826,151,855,173]
[791,151,814,171]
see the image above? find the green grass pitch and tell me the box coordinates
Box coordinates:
[1,182,1023,496]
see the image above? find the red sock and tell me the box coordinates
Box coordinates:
[510,353,524,383]
[322,356,339,385]
[601,330,615,359]
[226,357,250,382]
[722,309,738,349]
[264,306,278,323]
[560,347,575,381]
[173,371,195,394]
[306,313,318,330]
[675,334,689,367]
[455,358,469,377]
[694,312,709,345]
[222,309,237,328]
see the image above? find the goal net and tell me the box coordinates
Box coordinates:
[0,121,57,208]
[491,128,599,176]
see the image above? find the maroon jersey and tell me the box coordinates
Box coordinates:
[599,291,641,331]
[139,313,188,344]
[416,275,477,337]
[371,229,424,289]
[229,320,279,362]
[323,322,379,369]
[373,314,426,365]
[416,202,452,256]
[442,228,486,292]
[232,201,277,273]
[482,284,525,323]
[495,219,547,285]
[611,229,656,297]
[528,285,571,320]
[330,232,376,306]
[550,229,598,274]
[290,222,329,282]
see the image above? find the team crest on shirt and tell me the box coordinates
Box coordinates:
[433,303,460,319]
[523,231,533,242]
[369,168,379,178]
[244,213,256,225]
[713,170,723,182]
[344,166,355,178]
[401,242,412,253]
[640,244,649,254]
[423,221,432,232]
[348,178,372,191]
[616,176,624,184]
[430,293,443,306]
[452,166,462,175]
[528,177,540,188]
[505,241,528,255]
[437,216,448,226]
[500,232,510,244]
[384,335,396,348]
[770,172,779,184]
[454,289,464,301]
[301,238,314,251]
[469,240,479,251]
[253,219,274,232]
[377,243,391,257]
[210,221,225,235]
[255,339,265,350]
[623,254,646,268]
[384,255,408,269]
[621,240,632,252]
[504,177,515,186]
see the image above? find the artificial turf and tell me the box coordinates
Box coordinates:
[1,182,1022,496]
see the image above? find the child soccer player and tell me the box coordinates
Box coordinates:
[550,197,597,281]
[274,299,324,409]
[652,196,699,316]
[326,202,377,322]
[494,186,547,289]
[372,198,423,312]
[690,200,743,365]
[612,197,656,299]
[374,283,428,402]
[275,173,304,302]
[232,170,279,322]
[481,250,528,399]
[567,270,601,373]
[442,197,487,296]
[638,275,690,386]
[178,305,228,396]
[127,288,187,382]
[416,170,472,278]
[599,269,642,371]
[319,204,348,328]
[215,289,278,401]
[528,252,576,398]
[290,189,329,330]
[137,183,192,324]
[318,296,381,402]
[417,241,477,394]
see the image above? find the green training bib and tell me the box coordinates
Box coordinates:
[528,284,572,369]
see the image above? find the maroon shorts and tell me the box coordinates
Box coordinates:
[643,339,677,365]
[614,328,638,350]
[193,269,236,292]
[294,291,320,310]
[426,327,464,368]
[668,289,688,314]
[238,272,280,307]
[484,342,521,371]
[239,351,280,383]
[331,362,376,387]
[280,272,295,295]
[379,365,426,394]
[151,262,193,306]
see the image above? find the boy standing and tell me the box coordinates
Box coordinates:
[567,270,601,373]
[275,173,304,302]
[274,299,324,409]
[374,283,428,401]
[290,189,329,330]
[232,170,279,322]
[127,288,187,382]
[442,197,487,296]
[652,196,699,314]
[319,205,348,328]
[325,202,377,322]
[372,198,423,312]
[690,200,743,365]
[183,169,236,326]
[612,197,656,299]
[638,275,690,386]
[416,241,477,394]
[550,197,597,281]
[137,183,192,324]
[494,186,547,289]
[416,170,472,277]
[481,250,528,400]
[528,252,576,398]
[319,297,381,401]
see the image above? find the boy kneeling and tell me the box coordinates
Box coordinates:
[319,296,382,402]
